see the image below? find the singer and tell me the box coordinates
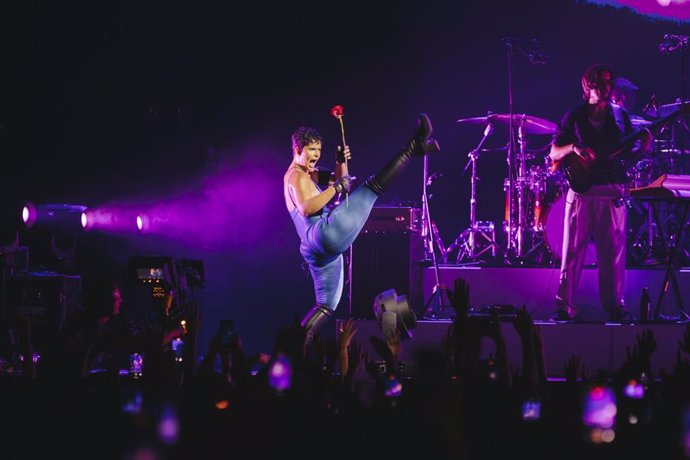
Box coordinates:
[284,115,438,343]
[548,64,652,323]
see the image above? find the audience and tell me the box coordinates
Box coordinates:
[1,276,689,459]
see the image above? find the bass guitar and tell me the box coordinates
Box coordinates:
[557,104,689,193]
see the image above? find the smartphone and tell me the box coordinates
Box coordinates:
[268,355,292,392]
[122,389,144,414]
[583,385,617,431]
[384,375,403,398]
[219,320,237,348]
[172,338,184,362]
[130,353,144,378]
[623,379,644,399]
[522,399,541,421]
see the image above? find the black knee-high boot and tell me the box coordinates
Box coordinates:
[365,113,440,196]
[300,304,333,345]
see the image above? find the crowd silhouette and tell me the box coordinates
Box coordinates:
[1,276,690,459]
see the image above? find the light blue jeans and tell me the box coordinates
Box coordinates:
[299,184,378,310]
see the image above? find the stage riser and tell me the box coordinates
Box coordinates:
[423,266,690,321]
[337,319,687,378]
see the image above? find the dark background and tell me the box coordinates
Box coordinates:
[2,0,689,353]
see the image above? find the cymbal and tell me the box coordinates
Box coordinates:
[643,100,690,118]
[457,113,557,135]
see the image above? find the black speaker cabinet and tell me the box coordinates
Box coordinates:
[345,207,423,319]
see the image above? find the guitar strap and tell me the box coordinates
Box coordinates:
[610,103,628,134]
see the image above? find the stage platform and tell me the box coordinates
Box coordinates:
[422,265,690,322]
[336,319,688,378]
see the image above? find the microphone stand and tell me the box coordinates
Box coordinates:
[501,37,548,263]
[421,153,453,319]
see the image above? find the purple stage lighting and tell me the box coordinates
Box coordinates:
[21,203,36,228]
[75,145,283,248]
[81,212,88,229]
[80,207,143,233]
[22,203,87,231]
[585,0,690,20]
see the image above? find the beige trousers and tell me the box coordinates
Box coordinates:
[556,184,627,310]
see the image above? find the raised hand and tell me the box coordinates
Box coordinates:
[513,305,533,342]
[336,145,352,164]
[369,336,394,366]
[386,329,401,363]
[339,318,358,350]
[348,340,363,376]
[636,330,657,358]
[447,277,470,317]
[564,355,581,383]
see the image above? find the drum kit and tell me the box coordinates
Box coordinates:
[446,112,568,265]
[444,102,690,267]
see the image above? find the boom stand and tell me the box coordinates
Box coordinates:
[421,154,453,319]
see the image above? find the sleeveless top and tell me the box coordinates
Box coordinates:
[286,167,325,244]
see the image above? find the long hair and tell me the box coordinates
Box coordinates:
[581,64,613,101]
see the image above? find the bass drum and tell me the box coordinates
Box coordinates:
[542,195,598,265]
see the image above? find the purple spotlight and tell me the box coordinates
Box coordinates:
[136,215,145,232]
[81,212,88,229]
[22,202,36,228]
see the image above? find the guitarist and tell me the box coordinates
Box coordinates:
[548,64,652,322]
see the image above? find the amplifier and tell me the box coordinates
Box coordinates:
[362,206,421,234]
[348,210,425,319]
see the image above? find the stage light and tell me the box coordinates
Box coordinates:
[372,289,417,340]
[22,203,36,228]
[21,202,88,231]
[81,212,88,229]
[136,215,144,231]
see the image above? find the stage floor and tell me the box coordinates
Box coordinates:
[422,265,690,322]
[336,318,688,378]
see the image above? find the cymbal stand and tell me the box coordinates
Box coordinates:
[516,119,530,257]
[450,122,499,262]
[504,38,518,260]
[501,37,548,262]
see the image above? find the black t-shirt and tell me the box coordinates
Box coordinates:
[553,103,633,185]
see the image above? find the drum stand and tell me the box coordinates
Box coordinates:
[504,118,533,261]
[448,122,499,263]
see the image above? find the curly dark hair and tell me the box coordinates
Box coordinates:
[291,127,322,153]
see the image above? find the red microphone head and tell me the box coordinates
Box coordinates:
[330,105,344,118]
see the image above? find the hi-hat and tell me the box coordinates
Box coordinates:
[457,113,558,135]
